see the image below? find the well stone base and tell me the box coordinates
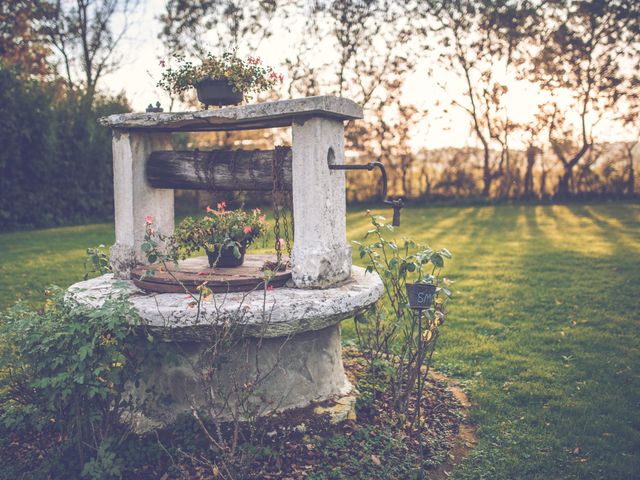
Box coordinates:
[68,266,383,430]
[129,323,352,430]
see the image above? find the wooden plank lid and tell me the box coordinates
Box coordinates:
[131,254,291,294]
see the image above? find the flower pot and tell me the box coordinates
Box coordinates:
[405,283,437,310]
[196,78,243,108]
[205,243,246,268]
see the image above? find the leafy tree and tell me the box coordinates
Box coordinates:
[0,66,129,230]
[0,0,54,77]
[159,0,279,54]
[525,0,640,197]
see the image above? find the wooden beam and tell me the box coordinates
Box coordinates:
[147,148,292,191]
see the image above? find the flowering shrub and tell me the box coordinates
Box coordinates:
[173,203,266,259]
[157,51,283,97]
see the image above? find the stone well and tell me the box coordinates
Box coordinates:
[69,96,384,428]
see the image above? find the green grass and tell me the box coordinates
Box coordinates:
[1,203,639,479]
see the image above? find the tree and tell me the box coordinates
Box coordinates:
[526,0,640,197]
[426,0,533,197]
[0,0,54,76]
[48,0,139,103]
[159,0,279,55]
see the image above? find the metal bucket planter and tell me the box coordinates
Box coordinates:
[405,283,437,310]
[196,78,244,109]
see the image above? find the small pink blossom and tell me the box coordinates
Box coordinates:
[216,201,226,211]
[266,285,274,291]
[278,73,284,83]
[259,215,266,224]
[159,59,166,67]
[243,225,252,234]
[253,208,261,214]
[206,205,214,213]
[145,215,154,225]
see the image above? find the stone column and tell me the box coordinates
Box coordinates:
[110,131,174,278]
[291,117,351,288]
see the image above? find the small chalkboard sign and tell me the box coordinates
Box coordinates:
[405,283,436,310]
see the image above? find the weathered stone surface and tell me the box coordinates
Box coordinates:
[291,117,351,288]
[129,324,353,428]
[99,96,363,132]
[314,394,357,424]
[111,131,174,278]
[68,266,383,339]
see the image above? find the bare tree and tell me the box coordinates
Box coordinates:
[425,0,532,197]
[48,0,138,103]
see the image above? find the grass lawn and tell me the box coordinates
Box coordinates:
[1,202,639,479]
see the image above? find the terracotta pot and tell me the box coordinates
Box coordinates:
[205,243,246,268]
[196,78,243,108]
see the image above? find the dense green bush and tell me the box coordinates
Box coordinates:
[0,66,130,230]
[0,287,159,478]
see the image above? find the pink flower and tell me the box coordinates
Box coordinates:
[243,225,252,234]
[259,215,266,224]
[159,59,165,67]
[252,208,261,214]
[269,71,277,79]
[216,201,226,211]
[266,285,274,291]
[206,205,214,213]
[278,73,284,83]
[145,215,154,225]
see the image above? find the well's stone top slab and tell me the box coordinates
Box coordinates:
[98,96,363,132]
[68,266,383,340]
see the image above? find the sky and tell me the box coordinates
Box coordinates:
[101,0,635,151]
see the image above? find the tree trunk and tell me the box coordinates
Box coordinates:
[627,145,636,196]
[557,167,573,197]
[482,147,492,196]
[523,146,536,199]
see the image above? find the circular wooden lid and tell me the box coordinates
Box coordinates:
[131,254,291,294]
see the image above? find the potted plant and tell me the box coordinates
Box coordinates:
[173,203,266,268]
[157,51,283,108]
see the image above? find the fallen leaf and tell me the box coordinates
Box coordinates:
[371,454,381,466]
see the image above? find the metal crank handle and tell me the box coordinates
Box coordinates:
[328,161,403,227]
